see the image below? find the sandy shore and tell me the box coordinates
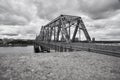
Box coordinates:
[0,51,120,80]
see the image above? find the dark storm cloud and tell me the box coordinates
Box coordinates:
[32,0,120,20]
[77,0,120,19]
[1,33,19,36]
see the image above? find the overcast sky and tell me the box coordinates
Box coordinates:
[0,0,120,40]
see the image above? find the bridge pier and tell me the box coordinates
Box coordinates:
[34,43,40,53]
[59,46,64,52]
[55,46,60,52]
[64,48,67,52]
[34,43,50,53]
[41,46,50,53]
[68,47,74,52]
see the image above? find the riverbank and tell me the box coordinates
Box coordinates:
[0,51,120,80]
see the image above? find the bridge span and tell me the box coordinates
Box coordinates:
[34,15,120,57]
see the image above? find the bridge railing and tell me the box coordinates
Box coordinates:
[36,40,120,53]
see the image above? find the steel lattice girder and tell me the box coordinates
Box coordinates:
[37,15,91,43]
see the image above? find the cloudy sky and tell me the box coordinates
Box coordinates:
[0,0,120,40]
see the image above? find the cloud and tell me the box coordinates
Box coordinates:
[86,10,120,40]
[0,0,37,25]
[0,14,28,25]
[0,0,120,40]
[0,18,48,39]
[34,0,79,20]
[1,33,18,36]
[33,0,120,20]
[0,0,47,39]
[77,0,120,19]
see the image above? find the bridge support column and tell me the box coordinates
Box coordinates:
[59,46,64,52]
[40,46,44,52]
[55,45,57,52]
[55,46,59,52]
[41,46,50,53]
[63,47,67,52]
[68,47,74,52]
[34,44,40,53]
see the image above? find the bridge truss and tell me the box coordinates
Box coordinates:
[36,15,91,43]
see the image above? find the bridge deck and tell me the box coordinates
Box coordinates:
[35,41,120,57]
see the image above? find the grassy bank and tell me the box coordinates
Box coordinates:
[0,51,120,80]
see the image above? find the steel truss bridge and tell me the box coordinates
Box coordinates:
[34,15,120,57]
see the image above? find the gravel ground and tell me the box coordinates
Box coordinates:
[0,51,120,80]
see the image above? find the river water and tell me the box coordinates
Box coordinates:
[0,46,34,54]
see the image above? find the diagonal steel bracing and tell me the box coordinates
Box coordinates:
[37,14,91,43]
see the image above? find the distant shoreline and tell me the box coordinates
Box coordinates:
[0,44,33,47]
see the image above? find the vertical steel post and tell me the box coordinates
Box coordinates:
[54,27,56,41]
[72,19,80,42]
[69,22,71,40]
